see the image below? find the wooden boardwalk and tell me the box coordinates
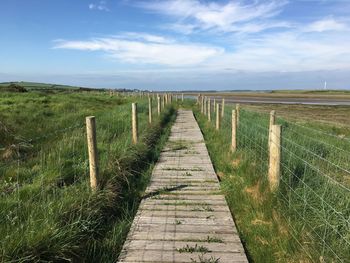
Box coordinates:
[118,110,248,263]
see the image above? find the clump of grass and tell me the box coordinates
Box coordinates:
[191,205,214,212]
[182,236,223,243]
[167,140,191,151]
[175,219,182,225]
[185,150,200,154]
[162,167,203,171]
[191,254,220,263]
[177,244,211,253]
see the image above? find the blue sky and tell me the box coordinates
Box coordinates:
[1,0,350,90]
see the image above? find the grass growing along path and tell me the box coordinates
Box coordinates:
[0,90,176,262]
[195,111,299,262]
[194,103,350,262]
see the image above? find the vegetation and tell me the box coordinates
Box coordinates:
[177,244,211,253]
[194,103,350,262]
[243,103,350,134]
[0,87,176,262]
[1,85,348,262]
[0,81,80,92]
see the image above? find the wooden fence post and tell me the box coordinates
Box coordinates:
[216,103,220,130]
[231,110,237,152]
[132,103,138,144]
[268,125,281,191]
[86,116,99,191]
[236,104,240,126]
[208,98,211,122]
[157,96,161,115]
[201,96,204,113]
[269,110,276,147]
[182,93,184,102]
[162,95,165,109]
[221,98,225,118]
[213,98,216,113]
[148,97,152,124]
[204,97,207,116]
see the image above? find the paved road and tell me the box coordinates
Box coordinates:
[118,110,248,263]
[193,95,350,106]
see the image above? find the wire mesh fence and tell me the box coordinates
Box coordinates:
[200,99,350,262]
[0,94,177,258]
[0,96,167,192]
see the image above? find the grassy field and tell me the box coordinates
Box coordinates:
[0,81,81,92]
[241,103,350,136]
[0,85,177,262]
[1,83,349,262]
[194,102,350,262]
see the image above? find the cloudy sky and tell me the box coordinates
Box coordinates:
[1,0,350,90]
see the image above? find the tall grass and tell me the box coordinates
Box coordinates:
[194,103,350,262]
[0,91,176,262]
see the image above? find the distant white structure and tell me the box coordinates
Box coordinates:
[324,81,327,90]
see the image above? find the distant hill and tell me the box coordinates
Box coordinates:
[0,81,141,93]
[0,81,81,91]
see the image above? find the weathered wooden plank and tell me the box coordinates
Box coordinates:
[119,250,248,263]
[124,240,245,253]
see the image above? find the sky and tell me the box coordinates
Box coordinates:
[0,0,350,90]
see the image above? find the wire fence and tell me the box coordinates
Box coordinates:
[0,95,174,201]
[202,100,350,262]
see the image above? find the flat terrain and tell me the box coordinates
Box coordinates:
[190,90,350,106]
[1,83,349,262]
[243,103,350,129]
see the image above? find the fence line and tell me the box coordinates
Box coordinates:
[1,96,176,192]
[196,98,350,262]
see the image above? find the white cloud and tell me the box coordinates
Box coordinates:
[53,34,223,66]
[88,1,109,11]
[52,27,350,71]
[115,32,174,44]
[137,0,287,33]
[55,1,350,72]
[207,31,350,72]
[304,18,348,32]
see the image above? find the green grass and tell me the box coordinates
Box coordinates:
[177,244,211,253]
[194,103,350,262]
[0,89,177,262]
[182,236,224,243]
[0,81,81,92]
